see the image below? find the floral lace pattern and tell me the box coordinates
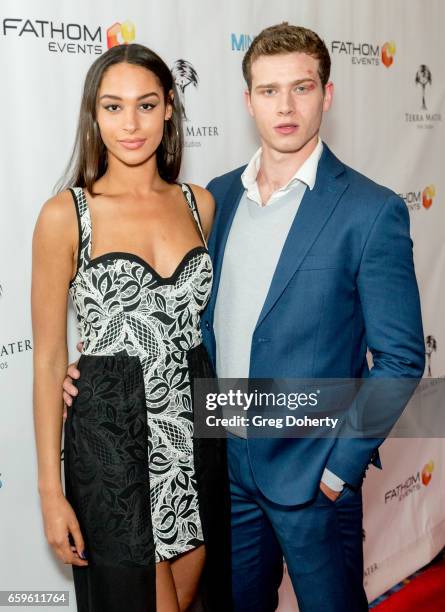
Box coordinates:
[67,185,212,561]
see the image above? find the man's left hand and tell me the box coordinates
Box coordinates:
[319,480,341,502]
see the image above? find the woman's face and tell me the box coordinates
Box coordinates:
[95,62,172,167]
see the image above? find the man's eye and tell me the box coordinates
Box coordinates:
[264,89,275,96]
[295,84,315,94]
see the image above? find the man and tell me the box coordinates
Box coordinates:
[64,23,425,611]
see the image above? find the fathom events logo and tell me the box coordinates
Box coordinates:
[422,460,434,486]
[106,20,135,48]
[1,17,135,54]
[399,185,436,212]
[384,460,435,503]
[422,185,436,209]
[171,59,219,147]
[0,282,32,371]
[331,40,396,67]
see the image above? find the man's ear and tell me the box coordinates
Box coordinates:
[323,81,334,113]
[244,88,254,117]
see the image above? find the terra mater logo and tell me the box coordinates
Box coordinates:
[171,60,199,121]
[415,65,432,110]
[425,335,437,377]
[405,65,442,128]
[171,59,220,148]
[384,460,435,503]
[1,17,135,55]
[399,185,436,212]
[330,39,396,67]
[0,282,33,371]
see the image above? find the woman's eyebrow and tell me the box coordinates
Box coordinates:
[98,92,160,101]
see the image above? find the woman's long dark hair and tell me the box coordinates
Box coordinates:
[56,43,183,194]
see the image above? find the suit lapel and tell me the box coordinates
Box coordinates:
[207,171,244,320]
[253,145,348,332]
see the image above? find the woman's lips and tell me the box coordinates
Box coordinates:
[274,124,298,135]
[118,139,146,150]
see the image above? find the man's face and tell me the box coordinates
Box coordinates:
[245,52,333,155]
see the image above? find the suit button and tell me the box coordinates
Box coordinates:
[205,321,210,330]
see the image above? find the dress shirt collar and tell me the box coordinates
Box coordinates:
[241,137,323,206]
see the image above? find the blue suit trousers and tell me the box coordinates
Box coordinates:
[227,434,369,612]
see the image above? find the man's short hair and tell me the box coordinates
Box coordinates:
[242,23,331,91]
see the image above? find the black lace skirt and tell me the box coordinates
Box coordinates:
[63,343,232,612]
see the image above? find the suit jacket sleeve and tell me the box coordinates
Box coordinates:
[205,177,220,250]
[325,193,425,488]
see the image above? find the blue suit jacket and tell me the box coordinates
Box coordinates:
[200,143,425,505]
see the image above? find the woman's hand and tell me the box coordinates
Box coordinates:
[62,342,84,420]
[40,491,88,567]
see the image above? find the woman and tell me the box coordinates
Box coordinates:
[32,43,231,612]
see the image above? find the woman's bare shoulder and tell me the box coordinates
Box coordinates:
[34,190,78,246]
[187,183,214,205]
[37,190,77,225]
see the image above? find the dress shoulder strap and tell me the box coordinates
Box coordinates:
[68,187,92,275]
[180,183,208,249]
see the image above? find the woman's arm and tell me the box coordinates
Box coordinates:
[32,190,74,495]
[31,190,88,566]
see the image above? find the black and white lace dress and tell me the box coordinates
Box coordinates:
[63,184,232,612]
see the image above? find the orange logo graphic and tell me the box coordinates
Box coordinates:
[381,41,396,68]
[107,20,136,48]
[422,185,436,209]
[421,460,434,485]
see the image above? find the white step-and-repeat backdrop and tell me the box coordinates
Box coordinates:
[1,1,444,610]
